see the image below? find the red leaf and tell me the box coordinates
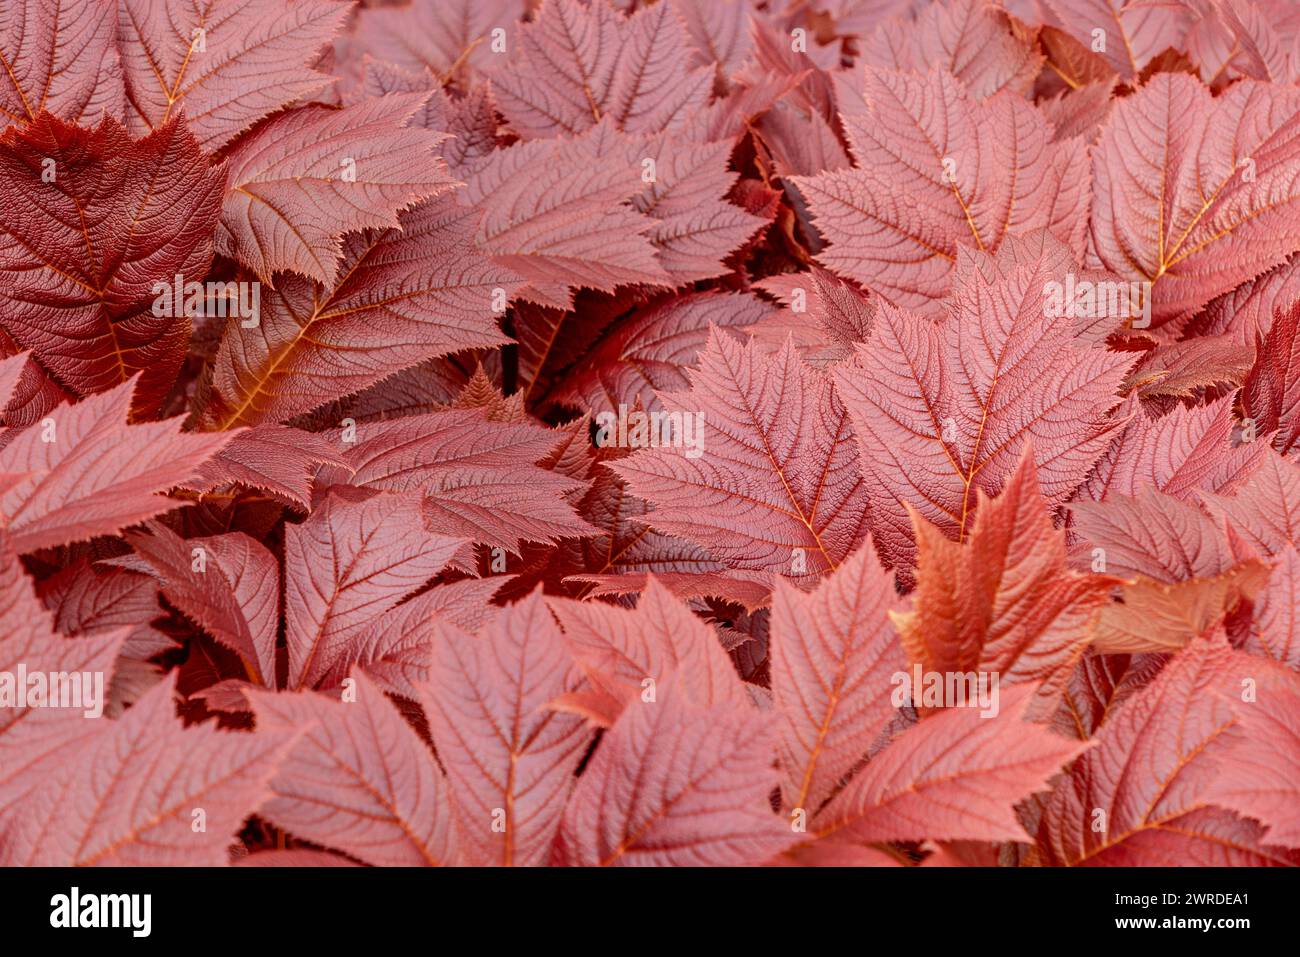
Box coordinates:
[349,0,524,83]
[342,577,505,698]
[816,683,1088,844]
[547,574,748,725]
[182,424,351,510]
[2,673,296,865]
[127,522,278,685]
[332,407,598,550]
[833,240,1131,573]
[555,676,793,866]
[1242,299,1300,456]
[0,379,231,553]
[794,70,1089,312]
[0,113,226,416]
[420,591,591,866]
[199,195,519,429]
[548,291,778,415]
[615,331,870,579]
[1046,0,1191,78]
[1206,663,1300,847]
[0,535,127,810]
[284,489,465,690]
[249,671,457,866]
[118,0,349,153]
[858,0,1043,100]
[489,0,711,140]
[1080,397,1265,503]
[0,0,122,129]
[770,542,906,815]
[1090,74,1300,326]
[1037,638,1293,865]
[216,94,457,284]
[898,446,1119,705]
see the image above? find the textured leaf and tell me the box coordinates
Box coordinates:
[343,577,505,698]
[1045,0,1190,78]
[118,0,349,153]
[898,446,1118,703]
[614,331,870,579]
[127,522,278,685]
[1131,335,1254,400]
[1089,563,1270,655]
[859,0,1043,100]
[284,489,464,690]
[676,0,753,79]
[200,195,520,429]
[548,291,778,415]
[556,676,792,866]
[182,424,350,510]
[1242,299,1300,455]
[770,543,906,816]
[2,673,296,865]
[0,379,231,553]
[630,134,771,284]
[490,0,711,140]
[1080,397,1265,503]
[547,575,747,725]
[38,559,170,661]
[1072,488,1243,583]
[1090,74,1300,326]
[421,591,591,866]
[1206,663,1300,846]
[0,535,128,809]
[349,0,524,83]
[816,683,1088,844]
[0,0,123,129]
[834,241,1131,573]
[0,113,226,416]
[753,265,876,366]
[1038,638,1292,865]
[794,70,1089,312]
[0,345,69,435]
[1249,535,1300,668]
[463,124,670,295]
[1051,651,1166,741]
[331,407,598,550]
[217,94,457,284]
[1201,447,1300,558]
[250,671,457,866]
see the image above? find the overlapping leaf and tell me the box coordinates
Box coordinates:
[329,407,597,550]
[0,113,226,417]
[898,447,1118,704]
[2,673,295,865]
[556,676,792,866]
[250,671,456,866]
[118,0,349,153]
[0,379,232,553]
[794,69,1089,312]
[770,543,906,816]
[489,0,712,140]
[0,0,123,129]
[199,195,520,429]
[421,592,591,866]
[1037,638,1293,865]
[1090,74,1300,326]
[833,241,1131,573]
[814,683,1087,844]
[216,94,457,284]
[615,330,870,579]
[283,489,464,690]
[127,522,278,685]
